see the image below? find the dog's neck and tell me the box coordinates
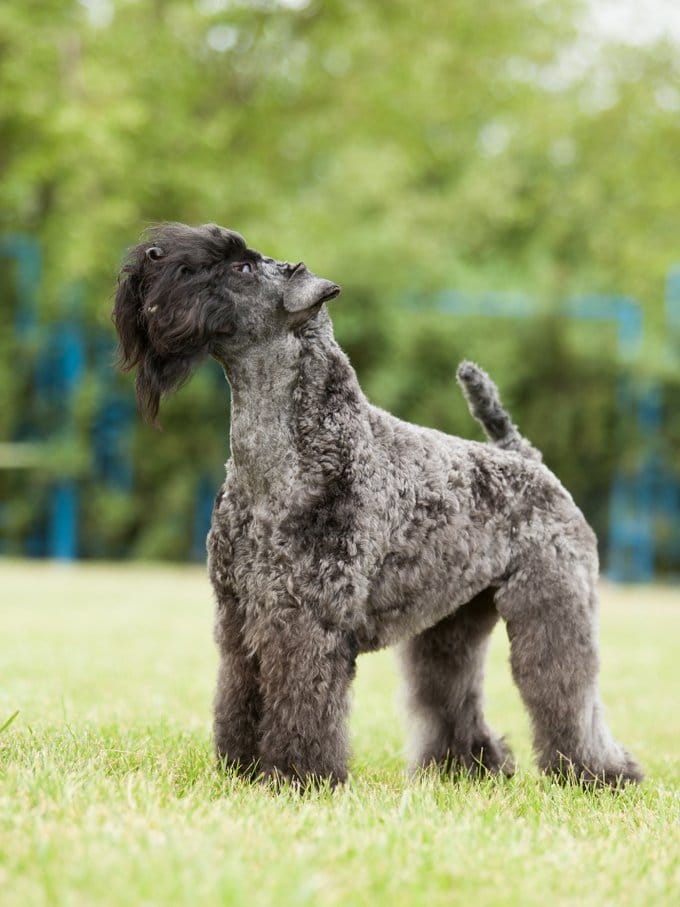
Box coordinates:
[223,314,365,498]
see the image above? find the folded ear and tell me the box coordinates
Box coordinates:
[282,265,341,313]
[113,269,147,372]
[113,258,204,425]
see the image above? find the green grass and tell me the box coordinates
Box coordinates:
[1,561,679,907]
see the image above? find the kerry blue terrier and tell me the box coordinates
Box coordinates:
[113,222,643,788]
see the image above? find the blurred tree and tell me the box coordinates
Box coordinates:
[0,0,678,559]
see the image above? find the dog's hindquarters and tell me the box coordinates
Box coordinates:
[494,528,643,785]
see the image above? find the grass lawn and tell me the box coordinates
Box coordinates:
[1,560,679,906]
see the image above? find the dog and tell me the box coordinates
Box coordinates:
[113,222,643,788]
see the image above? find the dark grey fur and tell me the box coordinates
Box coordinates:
[113,223,643,789]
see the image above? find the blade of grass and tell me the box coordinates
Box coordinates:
[0,710,20,734]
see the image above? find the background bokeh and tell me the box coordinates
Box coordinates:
[1,0,679,571]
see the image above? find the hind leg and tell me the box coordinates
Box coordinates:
[400,588,514,777]
[495,545,643,786]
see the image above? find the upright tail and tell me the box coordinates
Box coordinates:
[456,360,542,462]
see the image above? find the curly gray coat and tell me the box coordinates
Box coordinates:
[114,222,642,788]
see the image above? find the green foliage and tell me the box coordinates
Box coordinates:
[1,0,679,559]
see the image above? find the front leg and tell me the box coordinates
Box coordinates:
[256,607,357,787]
[209,498,262,776]
[213,586,262,776]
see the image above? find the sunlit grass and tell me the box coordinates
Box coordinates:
[1,561,678,906]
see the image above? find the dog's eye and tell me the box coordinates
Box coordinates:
[233,262,253,274]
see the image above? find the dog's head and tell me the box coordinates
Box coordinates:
[113,222,340,422]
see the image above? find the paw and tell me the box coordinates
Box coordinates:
[260,763,346,792]
[418,735,516,779]
[454,735,516,778]
[544,751,644,788]
[215,746,261,780]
